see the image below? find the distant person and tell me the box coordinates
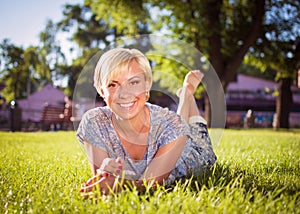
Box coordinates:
[244,109,255,128]
[77,48,217,196]
[272,113,278,129]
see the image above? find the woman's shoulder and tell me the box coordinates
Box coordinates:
[146,102,180,126]
[82,106,111,121]
[147,102,177,117]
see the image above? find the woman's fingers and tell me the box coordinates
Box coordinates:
[86,173,104,186]
[81,177,105,193]
[99,157,124,175]
[80,157,126,196]
[81,174,109,193]
[80,174,117,196]
[95,169,111,178]
[116,157,124,167]
[116,157,125,173]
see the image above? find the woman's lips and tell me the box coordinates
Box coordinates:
[119,101,135,109]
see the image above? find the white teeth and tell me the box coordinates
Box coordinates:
[120,102,134,108]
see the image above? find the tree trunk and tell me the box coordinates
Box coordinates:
[201,0,265,128]
[275,78,293,129]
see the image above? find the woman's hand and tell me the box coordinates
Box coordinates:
[97,157,124,175]
[80,157,125,197]
[80,171,119,196]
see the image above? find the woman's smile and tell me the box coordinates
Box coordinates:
[119,102,134,108]
[118,101,136,110]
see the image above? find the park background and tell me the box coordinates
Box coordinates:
[0,0,300,131]
[0,0,299,213]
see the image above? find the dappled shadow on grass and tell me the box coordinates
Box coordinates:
[96,160,299,200]
[79,161,299,214]
[187,162,299,197]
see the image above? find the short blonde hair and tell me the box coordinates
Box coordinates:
[94,48,152,96]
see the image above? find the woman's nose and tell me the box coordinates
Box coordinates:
[118,84,131,99]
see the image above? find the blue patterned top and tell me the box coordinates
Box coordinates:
[76,102,191,181]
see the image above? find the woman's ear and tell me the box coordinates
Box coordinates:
[99,87,105,99]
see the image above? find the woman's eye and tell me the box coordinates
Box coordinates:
[108,83,118,88]
[129,80,140,86]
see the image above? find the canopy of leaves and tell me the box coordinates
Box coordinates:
[248,0,300,80]
[0,39,54,101]
[1,0,299,104]
[85,0,150,35]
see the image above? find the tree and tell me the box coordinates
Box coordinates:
[57,4,113,51]
[56,4,119,97]
[87,0,265,126]
[246,0,300,128]
[85,0,150,35]
[0,19,66,103]
[0,39,54,102]
[86,0,299,127]
[55,3,151,97]
[23,46,43,96]
[38,20,66,86]
[0,40,27,101]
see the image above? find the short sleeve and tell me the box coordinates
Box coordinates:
[151,105,190,148]
[76,108,108,152]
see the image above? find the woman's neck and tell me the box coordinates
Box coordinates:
[112,106,150,139]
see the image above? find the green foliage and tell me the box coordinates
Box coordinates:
[57,4,113,50]
[39,20,66,84]
[87,0,299,85]
[0,20,63,102]
[0,130,299,213]
[0,41,26,101]
[85,0,150,35]
[239,59,276,80]
[0,40,47,101]
[2,0,298,103]
[247,0,300,78]
[58,48,100,97]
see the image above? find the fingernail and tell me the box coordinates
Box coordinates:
[116,169,120,174]
[105,173,109,177]
[118,165,122,169]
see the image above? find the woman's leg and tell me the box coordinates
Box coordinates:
[177,71,217,176]
[177,70,205,124]
[176,71,216,175]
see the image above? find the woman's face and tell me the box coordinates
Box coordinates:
[101,60,150,120]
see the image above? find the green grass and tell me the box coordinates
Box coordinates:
[0,129,299,213]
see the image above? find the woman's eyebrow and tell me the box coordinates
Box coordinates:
[128,73,144,80]
[108,80,120,85]
[109,73,144,84]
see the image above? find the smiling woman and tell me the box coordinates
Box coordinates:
[76,48,217,196]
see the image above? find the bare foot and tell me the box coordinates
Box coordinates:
[176,70,204,96]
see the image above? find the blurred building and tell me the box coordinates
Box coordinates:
[226,74,300,128]
[17,84,66,123]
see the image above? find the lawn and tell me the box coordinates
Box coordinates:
[0,129,299,213]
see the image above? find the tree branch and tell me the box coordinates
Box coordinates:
[225,0,265,86]
[205,0,224,78]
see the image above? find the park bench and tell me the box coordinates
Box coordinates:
[226,113,242,128]
[40,105,73,131]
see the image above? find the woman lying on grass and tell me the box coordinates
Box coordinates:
[77,48,217,196]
